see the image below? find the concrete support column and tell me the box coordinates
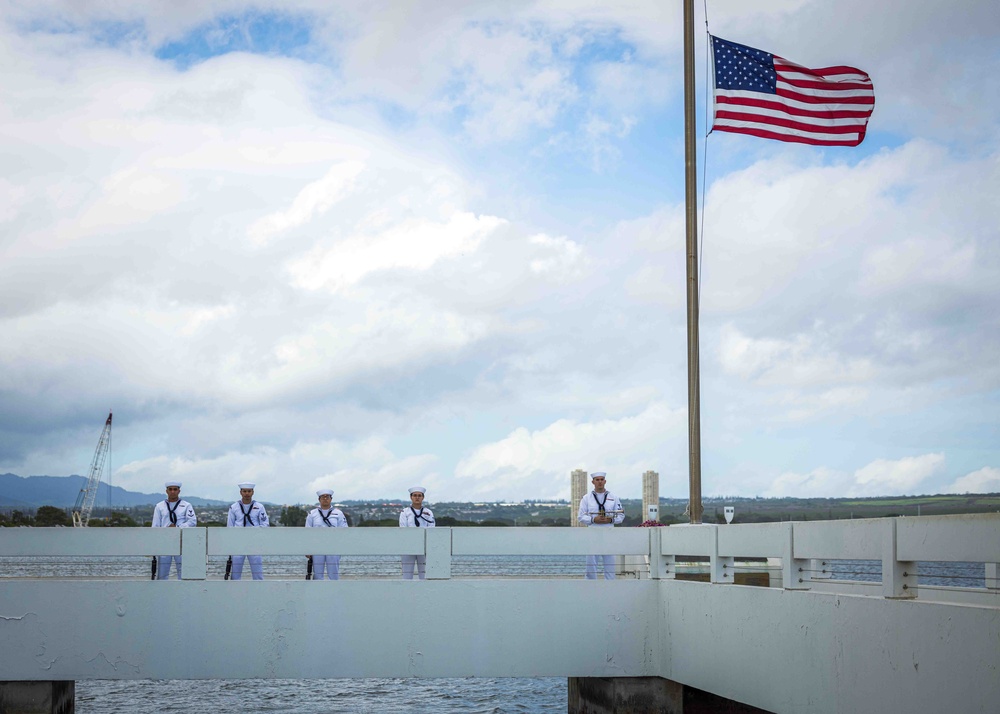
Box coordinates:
[0,681,74,713]
[569,676,683,713]
[568,677,774,713]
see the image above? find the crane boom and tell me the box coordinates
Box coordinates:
[72,412,113,528]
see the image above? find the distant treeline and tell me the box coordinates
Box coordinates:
[4,493,997,528]
[0,506,138,527]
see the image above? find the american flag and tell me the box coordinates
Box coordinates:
[711,36,875,147]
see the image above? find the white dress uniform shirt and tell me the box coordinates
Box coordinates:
[577,491,625,527]
[305,507,348,580]
[151,499,196,580]
[399,507,435,529]
[226,500,269,580]
[227,500,270,527]
[399,506,435,580]
[305,507,347,529]
[152,499,197,528]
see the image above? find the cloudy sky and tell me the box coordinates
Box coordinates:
[1,0,998,505]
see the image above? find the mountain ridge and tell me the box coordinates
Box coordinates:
[0,473,229,508]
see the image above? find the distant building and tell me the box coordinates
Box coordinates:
[570,469,588,527]
[643,470,659,522]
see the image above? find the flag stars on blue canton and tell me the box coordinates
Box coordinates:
[713,37,777,94]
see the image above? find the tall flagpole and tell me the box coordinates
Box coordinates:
[683,0,704,524]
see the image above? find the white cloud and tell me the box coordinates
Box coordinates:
[248,161,367,245]
[1,1,998,509]
[718,325,874,389]
[116,436,441,504]
[462,65,578,143]
[944,467,1000,495]
[700,140,1000,432]
[588,58,670,114]
[288,211,506,292]
[455,402,686,501]
[860,238,976,294]
[764,454,947,498]
[527,233,585,276]
[853,453,945,496]
[765,467,845,498]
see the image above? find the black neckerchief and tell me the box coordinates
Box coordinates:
[239,501,256,527]
[319,508,335,527]
[166,500,180,525]
[593,491,609,516]
[410,506,427,527]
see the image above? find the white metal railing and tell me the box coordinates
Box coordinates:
[649,515,1000,604]
[1,515,996,603]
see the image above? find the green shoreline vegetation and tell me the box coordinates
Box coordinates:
[2,493,997,528]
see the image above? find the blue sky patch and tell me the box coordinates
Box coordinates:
[155,11,314,69]
[16,17,147,50]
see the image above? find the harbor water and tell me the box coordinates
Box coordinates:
[75,677,567,713]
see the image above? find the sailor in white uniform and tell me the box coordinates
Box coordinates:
[151,481,197,579]
[305,489,348,580]
[399,486,435,580]
[226,482,269,580]
[577,471,625,580]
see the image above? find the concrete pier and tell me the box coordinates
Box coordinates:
[2,516,998,713]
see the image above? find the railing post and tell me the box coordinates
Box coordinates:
[180,528,207,580]
[425,527,452,580]
[882,518,915,599]
[709,525,733,584]
[782,522,810,590]
[987,562,999,593]
[648,528,674,580]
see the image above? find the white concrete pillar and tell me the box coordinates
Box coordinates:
[648,527,675,580]
[180,527,207,580]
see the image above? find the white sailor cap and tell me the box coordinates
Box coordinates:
[590,471,607,478]
[316,489,334,497]
[408,486,426,495]
[165,481,182,488]
[238,482,256,489]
